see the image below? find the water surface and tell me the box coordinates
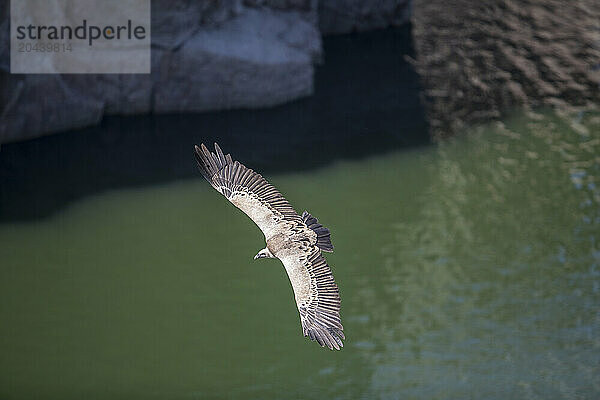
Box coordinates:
[1,111,599,399]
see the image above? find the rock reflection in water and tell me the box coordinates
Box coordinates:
[351,111,599,398]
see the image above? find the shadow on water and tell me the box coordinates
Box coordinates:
[0,25,428,221]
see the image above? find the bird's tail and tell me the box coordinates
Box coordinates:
[301,211,334,252]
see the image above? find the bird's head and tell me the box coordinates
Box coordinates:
[254,247,274,260]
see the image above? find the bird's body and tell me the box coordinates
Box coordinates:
[194,143,344,350]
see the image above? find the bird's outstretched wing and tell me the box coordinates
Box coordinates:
[280,246,344,350]
[195,143,343,349]
[195,143,303,238]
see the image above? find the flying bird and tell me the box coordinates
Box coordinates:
[194,143,344,350]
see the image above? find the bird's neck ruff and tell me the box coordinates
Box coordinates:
[263,247,274,258]
[255,247,275,259]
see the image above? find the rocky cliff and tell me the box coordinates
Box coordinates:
[0,0,321,143]
[0,0,411,144]
[5,0,594,144]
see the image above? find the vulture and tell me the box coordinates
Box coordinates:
[194,143,344,350]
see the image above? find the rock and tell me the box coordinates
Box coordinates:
[0,75,104,143]
[0,0,416,144]
[151,0,245,50]
[0,2,8,72]
[0,1,321,143]
[153,7,319,113]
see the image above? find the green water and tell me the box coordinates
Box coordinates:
[1,111,599,399]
